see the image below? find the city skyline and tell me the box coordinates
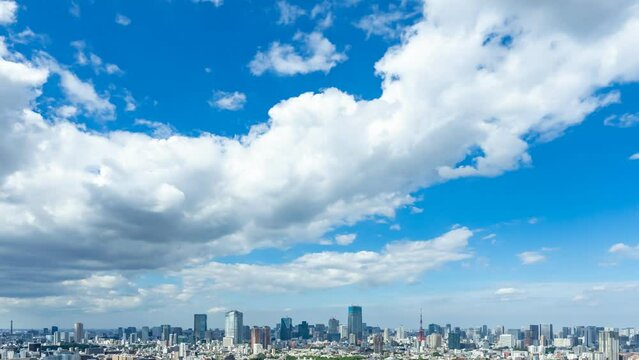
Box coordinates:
[1,0,639,329]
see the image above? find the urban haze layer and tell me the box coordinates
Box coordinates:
[0,307,636,360]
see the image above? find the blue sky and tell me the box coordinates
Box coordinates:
[0,0,639,331]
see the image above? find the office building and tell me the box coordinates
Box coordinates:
[448,332,461,350]
[225,310,243,344]
[599,331,619,360]
[348,305,363,341]
[541,324,554,341]
[280,317,292,341]
[194,314,207,342]
[74,322,84,343]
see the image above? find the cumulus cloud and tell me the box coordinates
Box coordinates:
[518,251,546,265]
[209,90,247,110]
[134,119,176,139]
[630,153,639,160]
[115,14,131,26]
[178,227,473,293]
[57,68,116,119]
[609,243,639,258]
[334,233,356,245]
[1,0,639,303]
[0,0,17,25]
[356,5,419,40]
[70,40,124,75]
[249,32,347,76]
[604,112,639,128]
[276,1,305,25]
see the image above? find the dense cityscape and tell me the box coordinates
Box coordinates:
[1,306,638,360]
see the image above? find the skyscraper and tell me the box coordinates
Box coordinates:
[262,326,271,348]
[280,317,292,341]
[541,324,553,341]
[74,322,84,343]
[599,330,620,360]
[448,331,461,350]
[328,318,340,341]
[299,321,310,339]
[529,324,540,345]
[161,325,171,344]
[347,305,363,341]
[194,314,207,342]
[225,310,243,344]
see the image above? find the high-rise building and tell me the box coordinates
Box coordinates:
[448,332,461,350]
[373,334,384,353]
[299,321,310,339]
[74,322,84,343]
[141,326,150,341]
[541,324,553,341]
[327,318,339,341]
[498,334,514,348]
[51,326,59,335]
[427,333,442,348]
[347,305,363,341]
[194,314,207,342]
[280,317,292,341]
[250,327,262,348]
[262,326,271,348]
[225,310,243,344]
[397,326,405,340]
[161,325,171,344]
[586,326,598,348]
[599,331,620,360]
[339,324,348,340]
[529,325,540,345]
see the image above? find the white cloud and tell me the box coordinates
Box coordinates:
[604,112,639,128]
[193,0,223,7]
[334,233,356,246]
[481,233,496,240]
[1,0,639,302]
[518,251,546,265]
[630,153,639,160]
[207,306,226,314]
[57,68,116,119]
[115,14,131,26]
[495,287,521,296]
[389,223,401,231]
[134,119,175,139]
[69,1,80,18]
[0,0,17,25]
[310,1,333,30]
[609,243,639,258]
[124,89,137,112]
[70,40,123,75]
[356,7,416,40]
[209,90,246,111]
[277,1,305,25]
[249,32,347,76]
[55,105,78,119]
[409,206,423,214]
[178,227,473,293]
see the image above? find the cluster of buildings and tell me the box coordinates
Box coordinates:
[1,307,639,360]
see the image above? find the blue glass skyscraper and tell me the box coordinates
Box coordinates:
[347,305,363,341]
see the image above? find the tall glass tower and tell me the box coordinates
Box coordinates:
[225,310,243,344]
[194,314,207,342]
[347,305,363,341]
[280,317,292,340]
